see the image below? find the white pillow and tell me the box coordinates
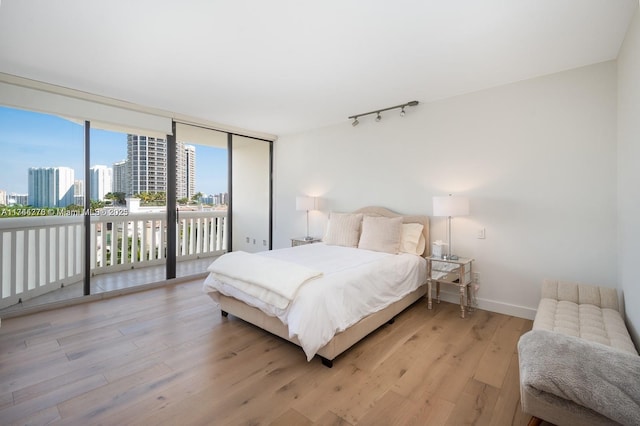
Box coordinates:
[358,216,403,254]
[399,223,425,255]
[323,212,363,247]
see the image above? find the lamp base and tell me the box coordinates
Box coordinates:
[304,236,314,241]
[442,254,459,260]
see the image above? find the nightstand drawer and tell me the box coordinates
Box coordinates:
[431,268,471,284]
[431,270,459,283]
[431,262,471,284]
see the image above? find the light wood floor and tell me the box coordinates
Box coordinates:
[0,280,533,426]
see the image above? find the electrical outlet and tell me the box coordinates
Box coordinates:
[477,228,486,239]
[263,240,267,246]
[473,272,480,283]
[246,237,250,243]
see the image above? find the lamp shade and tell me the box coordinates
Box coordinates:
[432,195,469,217]
[296,196,315,211]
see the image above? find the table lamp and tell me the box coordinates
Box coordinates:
[432,194,469,260]
[296,196,316,240]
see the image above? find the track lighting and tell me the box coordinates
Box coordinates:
[348,100,418,126]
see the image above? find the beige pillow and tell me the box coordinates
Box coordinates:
[323,212,363,247]
[399,223,425,255]
[358,216,403,254]
[416,233,426,256]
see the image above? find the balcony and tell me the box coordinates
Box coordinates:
[0,209,226,314]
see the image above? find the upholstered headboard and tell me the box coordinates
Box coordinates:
[353,206,430,257]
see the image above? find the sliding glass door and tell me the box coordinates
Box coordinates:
[172,123,229,278]
[89,128,169,292]
[173,125,273,261]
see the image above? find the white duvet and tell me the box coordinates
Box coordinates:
[203,243,426,361]
[206,251,323,309]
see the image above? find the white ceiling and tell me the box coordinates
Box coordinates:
[0,0,637,136]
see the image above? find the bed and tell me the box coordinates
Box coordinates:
[203,206,430,367]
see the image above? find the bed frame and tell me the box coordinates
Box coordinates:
[209,206,430,367]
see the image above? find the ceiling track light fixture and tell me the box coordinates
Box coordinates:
[348,100,418,126]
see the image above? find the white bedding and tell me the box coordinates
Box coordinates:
[206,251,323,309]
[203,243,427,361]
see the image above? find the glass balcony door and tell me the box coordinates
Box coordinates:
[89,128,169,293]
[173,123,229,279]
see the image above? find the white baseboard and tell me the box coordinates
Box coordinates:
[435,290,537,320]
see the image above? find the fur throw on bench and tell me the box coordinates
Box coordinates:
[518,329,640,426]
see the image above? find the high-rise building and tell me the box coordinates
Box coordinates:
[0,189,6,206]
[201,194,214,205]
[74,180,84,206]
[176,143,196,200]
[213,192,229,205]
[127,135,196,200]
[8,193,28,205]
[28,167,75,208]
[89,165,112,201]
[127,135,167,196]
[112,159,128,194]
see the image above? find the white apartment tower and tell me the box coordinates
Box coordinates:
[127,135,196,199]
[28,167,75,208]
[89,165,112,201]
[112,160,128,194]
[74,180,84,206]
[127,135,167,195]
[176,143,196,200]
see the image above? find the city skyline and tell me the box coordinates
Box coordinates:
[0,106,228,197]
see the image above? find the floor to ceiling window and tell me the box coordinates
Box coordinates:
[174,123,229,278]
[0,81,273,316]
[0,106,85,309]
[0,99,173,313]
[89,128,171,292]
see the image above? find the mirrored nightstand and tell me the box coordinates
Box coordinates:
[426,256,474,318]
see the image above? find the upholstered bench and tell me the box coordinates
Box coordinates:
[518,280,640,426]
[533,280,637,354]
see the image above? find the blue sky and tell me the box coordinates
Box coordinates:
[0,106,228,195]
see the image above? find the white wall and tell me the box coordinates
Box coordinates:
[232,136,271,253]
[274,61,618,319]
[617,5,640,346]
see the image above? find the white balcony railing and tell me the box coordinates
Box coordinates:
[0,210,227,309]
